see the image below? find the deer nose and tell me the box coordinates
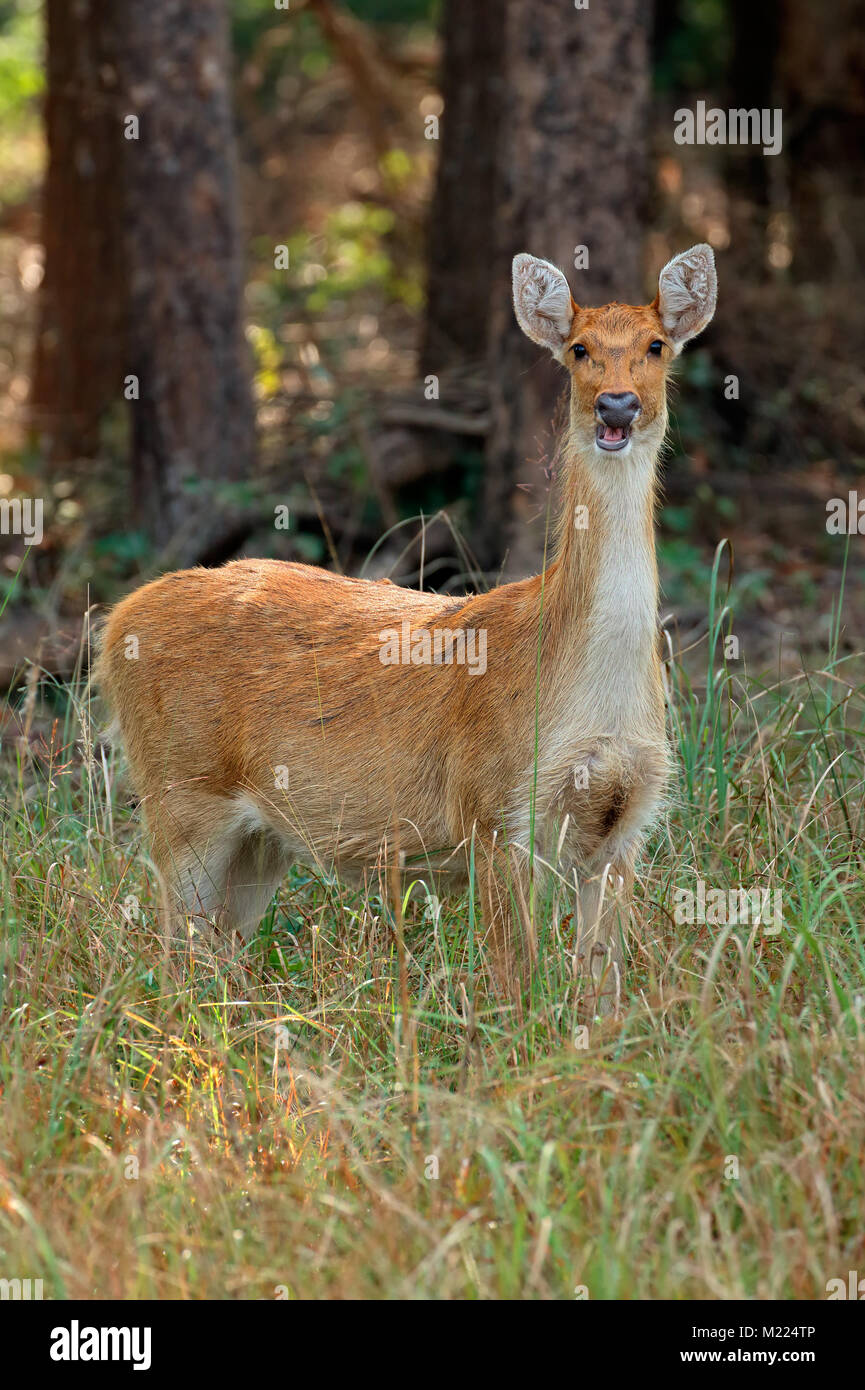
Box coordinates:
[596,392,641,428]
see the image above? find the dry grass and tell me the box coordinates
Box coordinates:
[1,553,864,1299]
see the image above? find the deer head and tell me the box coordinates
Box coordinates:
[511,245,717,462]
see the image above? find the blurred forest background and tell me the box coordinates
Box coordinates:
[0,0,863,692]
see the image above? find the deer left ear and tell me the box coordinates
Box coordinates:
[655,244,717,353]
[512,253,576,357]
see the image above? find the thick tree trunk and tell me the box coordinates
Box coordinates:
[420,0,504,377]
[32,0,125,459]
[723,0,781,268]
[120,0,255,562]
[32,0,255,564]
[484,0,652,573]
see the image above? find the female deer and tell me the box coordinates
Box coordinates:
[97,245,717,1009]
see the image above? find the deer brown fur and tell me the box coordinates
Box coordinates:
[96,245,717,1010]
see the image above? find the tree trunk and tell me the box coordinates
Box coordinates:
[32,0,255,564]
[421,0,652,576]
[723,0,781,268]
[32,0,126,460]
[120,0,255,563]
[420,0,504,377]
[484,0,652,573]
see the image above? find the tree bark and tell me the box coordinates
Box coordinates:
[723,0,781,268]
[484,0,652,573]
[32,0,125,459]
[420,0,504,377]
[32,0,255,564]
[120,0,255,562]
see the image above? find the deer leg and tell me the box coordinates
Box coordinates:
[220,831,289,939]
[475,834,535,1001]
[144,792,227,937]
[574,850,636,1018]
[145,790,284,948]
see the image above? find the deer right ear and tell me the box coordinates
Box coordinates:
[512,254,576,357]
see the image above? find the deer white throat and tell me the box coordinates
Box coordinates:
[557,438,660,739]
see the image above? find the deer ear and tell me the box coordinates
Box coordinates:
[655,244,717,352]
[512,253,576,356]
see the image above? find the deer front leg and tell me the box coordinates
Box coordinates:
[574,849,636,1019]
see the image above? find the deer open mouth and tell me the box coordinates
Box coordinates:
[595,423,631,452]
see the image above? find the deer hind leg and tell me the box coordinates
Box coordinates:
[574,848,637,1019]
[476,834,536,1001]
[220,829,289,938]
[145,790,287,945]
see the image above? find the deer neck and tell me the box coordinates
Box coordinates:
[542,426,661,735]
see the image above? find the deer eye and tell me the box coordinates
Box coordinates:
[648,340,665,356]
[571,343,587,359]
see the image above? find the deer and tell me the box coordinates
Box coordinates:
[96,244,717,1012]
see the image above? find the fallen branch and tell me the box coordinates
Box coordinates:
[380,404,491,436]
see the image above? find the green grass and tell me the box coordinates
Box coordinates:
[1,567,864,1300]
